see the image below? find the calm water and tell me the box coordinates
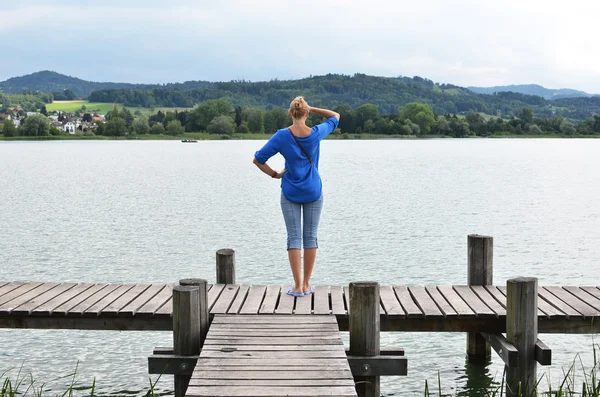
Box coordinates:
[1,139,599,396]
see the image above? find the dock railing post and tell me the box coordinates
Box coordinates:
[172,285,200,397]
[349,281,380,397]
[180,278,209,346]
[467,234,493,362]
[506,277,538,397]
[216,248,236,284]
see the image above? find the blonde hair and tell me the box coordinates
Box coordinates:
[289,96,309,120]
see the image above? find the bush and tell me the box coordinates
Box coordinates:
[150,123,165,135]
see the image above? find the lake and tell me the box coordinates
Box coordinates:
[1,139,599,396]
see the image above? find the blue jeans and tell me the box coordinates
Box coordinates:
[280,192,324,250]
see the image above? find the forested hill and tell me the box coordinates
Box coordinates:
[88,74,600,120]
[0,71,213,97]
[468,84,593,100]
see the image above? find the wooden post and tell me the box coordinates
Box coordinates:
[216,248,236,284]
[349,281,380,397]
[172,285,200,397]
[506,277,538,397]
[179,278,209,346]
[467,234,493,362]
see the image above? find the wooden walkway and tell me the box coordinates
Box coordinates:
[185,314,357,397]
[1,281,600,333]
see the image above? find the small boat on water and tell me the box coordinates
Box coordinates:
[181,139,198,143]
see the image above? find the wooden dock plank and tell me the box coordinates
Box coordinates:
[274,286,295,314]
[425,286,457,317]
[294,291,312,315]
[329,286,346,315]
[259,285,280,314]
[119,284,166,316]
[189,314,356,397]
[312,286,330,315]
[54,284,113,315]
[31,283,96,315]
[239,285,266,315]
[155,296,172,315]
[380,285,404,317]
[484,286,507,308]
[186,386,357,396]
[581,287,600,302]
[226,285,249,315]
[0,283,43,307]
[536,287,582,318]
[497,286,560,318]
[409,286,443,317]
[136,284,173,316]
[393,286,423,317]
[544,286,600,318]
[564,287,600,313]
[0,282,25,299]
[212,285,241,315]
[96,284,151,316]
[11,283,77,315]
[208,284,226,311]
[436,286,475,316]
[82,284,135,316]
[471,286,506,316]
[0,283,59,315]
[453,286,496,317]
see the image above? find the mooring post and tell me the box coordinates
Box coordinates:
[179,278,209,346]
[506,277,538,397]
[172,285,200,397]
[216,248,236,284]
[349,281,380,397]
[467,234,494,362]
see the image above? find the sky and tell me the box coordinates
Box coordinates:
[2,0,600,93]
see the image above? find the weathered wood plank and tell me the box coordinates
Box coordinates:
[329,286,346,315]
[188,379,354,386]
[258,285,280,314]
[55,284,115,315]
[11,283,77,315]
[393,286,423,317]
[201,345,345,351]
[211,315,336,324]
[294,290,312,315]
[379,285,404,317]
[203,338,342,345]
[226,285,249,315]
[537,287,582,318]
[239,285,266,315]
[212,285,241,315]
[191,370,351,379]
[480,332,518,367]
[193,365,350,371]
[186,386,357,396]
[207,330,336,337]
[0,282,24,298]
[471,286,506,316]
[564,287,600,313]
[199,350,348,359]
[409,286,442,317]
[136,284,173,316]
[274,286,295,315]
[82,284,136,316]
[31,283,96,315]
[155,296,173,315]
[209,323,339,331]
[207,284,226,311]
[118,284,165,316]
[0,283,59,315]
[313,286,330,315]
[0,283,43,307]
[484,286,507,309]
[425,286,457,317]
[436,286,474,316]
[497,286,563,318]
[453,286,496,318]
[99,283,151,315]
[545,286,600,318]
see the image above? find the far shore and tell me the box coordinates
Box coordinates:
[1,132,599,141]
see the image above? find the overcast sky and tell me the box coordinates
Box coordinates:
[2,0,600,92]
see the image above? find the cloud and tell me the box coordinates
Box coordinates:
[1,0,599,92]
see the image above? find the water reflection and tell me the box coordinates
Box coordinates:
[456,357,501,397]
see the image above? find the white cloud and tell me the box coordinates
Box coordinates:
[1,0,599,92]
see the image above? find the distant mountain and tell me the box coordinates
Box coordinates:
[467,84,593,100]
[0,71,213,97]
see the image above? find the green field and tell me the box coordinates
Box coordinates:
[45,101,193,116]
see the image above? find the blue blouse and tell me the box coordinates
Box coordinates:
[254,116,339,203]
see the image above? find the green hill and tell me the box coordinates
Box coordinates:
[467,84,593,100]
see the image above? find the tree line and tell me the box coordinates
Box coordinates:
[5,99,600,138]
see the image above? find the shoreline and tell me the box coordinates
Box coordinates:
[1,133,599,141]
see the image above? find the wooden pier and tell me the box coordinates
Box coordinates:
[1,236,600,397]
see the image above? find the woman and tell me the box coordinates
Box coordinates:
[253,97,340,297]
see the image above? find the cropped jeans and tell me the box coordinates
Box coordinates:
[280,192,324,250]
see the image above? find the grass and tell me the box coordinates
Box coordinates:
[44,101,193,116]
[0,363,162,397]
